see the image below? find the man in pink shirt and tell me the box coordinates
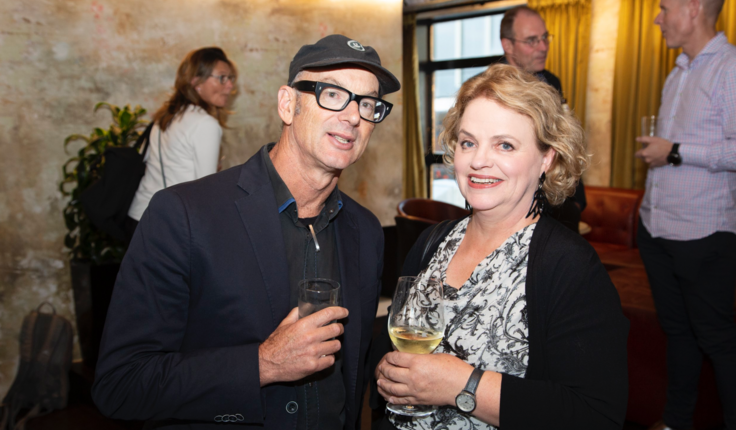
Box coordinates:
[636,1,736,429]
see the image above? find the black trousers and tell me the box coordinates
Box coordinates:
[637,221,736,429]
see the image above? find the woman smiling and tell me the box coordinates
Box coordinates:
[374,64,629,430]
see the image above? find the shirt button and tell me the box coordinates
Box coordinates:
[286,401,298,414]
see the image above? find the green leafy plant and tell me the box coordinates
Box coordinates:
[59,102,148,264]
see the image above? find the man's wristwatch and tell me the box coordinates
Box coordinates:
[455,367,484,413]
[667,143,682,166]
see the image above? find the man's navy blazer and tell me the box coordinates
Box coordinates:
[92,148,384,429]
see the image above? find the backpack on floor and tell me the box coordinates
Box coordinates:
[0,302,74,430]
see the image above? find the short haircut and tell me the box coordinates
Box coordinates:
[500,5,542,40]
[439,64,589,206]
[701,0,725,23]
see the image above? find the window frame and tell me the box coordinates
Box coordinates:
[415,3,521,194]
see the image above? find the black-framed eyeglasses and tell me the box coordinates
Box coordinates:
[291,80,393,123]
[210,74,236,85]
[508,33,553,48]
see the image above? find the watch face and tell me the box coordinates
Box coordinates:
[667,153,682,166]
[455,392,476,413]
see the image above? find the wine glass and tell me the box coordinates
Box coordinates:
[386,276,444,417]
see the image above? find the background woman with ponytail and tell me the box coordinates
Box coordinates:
[125,47,237,242]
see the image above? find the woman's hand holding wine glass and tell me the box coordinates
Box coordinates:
[376,349,474,409]
[381,276,446,416]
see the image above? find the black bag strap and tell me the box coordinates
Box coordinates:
[18,312,37,363]
[419,219,458,268]
[158,127,167,189]
[35,316,64,372]
[134,122,155,156]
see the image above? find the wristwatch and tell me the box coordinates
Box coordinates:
[455,367,484,413]
[667,143,682,166]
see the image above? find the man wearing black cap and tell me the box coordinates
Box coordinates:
[92,34,400,430]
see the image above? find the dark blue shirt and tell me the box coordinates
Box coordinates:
[262,143,346,430]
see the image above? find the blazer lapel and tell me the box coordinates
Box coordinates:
[233,152,291,331]
[336,206,362,405]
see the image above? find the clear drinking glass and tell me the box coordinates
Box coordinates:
[641,115,657,137]
[386,276,445,417]
[298,278,340,318]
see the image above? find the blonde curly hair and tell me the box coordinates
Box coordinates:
[440,64,588,207]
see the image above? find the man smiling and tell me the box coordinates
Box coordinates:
[92,35,399,430]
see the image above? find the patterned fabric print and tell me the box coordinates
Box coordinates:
[390,217,534,430]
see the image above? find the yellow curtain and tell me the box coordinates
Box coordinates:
[610,0,735,189]
[529,0,591,127]
[717,0,735,42]
[402,14,427,199]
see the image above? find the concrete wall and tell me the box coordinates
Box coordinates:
[0,0,402,395]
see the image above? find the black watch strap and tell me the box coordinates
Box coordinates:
[668,142,683,166]
[464,367,484,395]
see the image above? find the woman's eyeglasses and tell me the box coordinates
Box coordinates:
[210,74,236,85]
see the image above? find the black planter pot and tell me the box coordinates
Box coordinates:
[70,260,120,368]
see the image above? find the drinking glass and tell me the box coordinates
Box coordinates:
[641,115,657,137]
[386,276,444,417]
[298,278,340,318]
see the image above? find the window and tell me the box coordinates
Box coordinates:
[417,8,509,207]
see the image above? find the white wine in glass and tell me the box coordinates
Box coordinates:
[386,276,444,417]
[388,326,443,354]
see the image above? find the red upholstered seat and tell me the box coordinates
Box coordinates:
[581,186,644,249]
[397,198,470,225]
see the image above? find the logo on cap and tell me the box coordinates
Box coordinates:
[347,40,365,52]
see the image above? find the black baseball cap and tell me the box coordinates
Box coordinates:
[288,34,401,95]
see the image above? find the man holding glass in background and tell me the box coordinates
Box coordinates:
[635,1,736,429]
[92,34,399,430]
[498,5,587,232]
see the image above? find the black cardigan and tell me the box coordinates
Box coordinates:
[371,215,629,429]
